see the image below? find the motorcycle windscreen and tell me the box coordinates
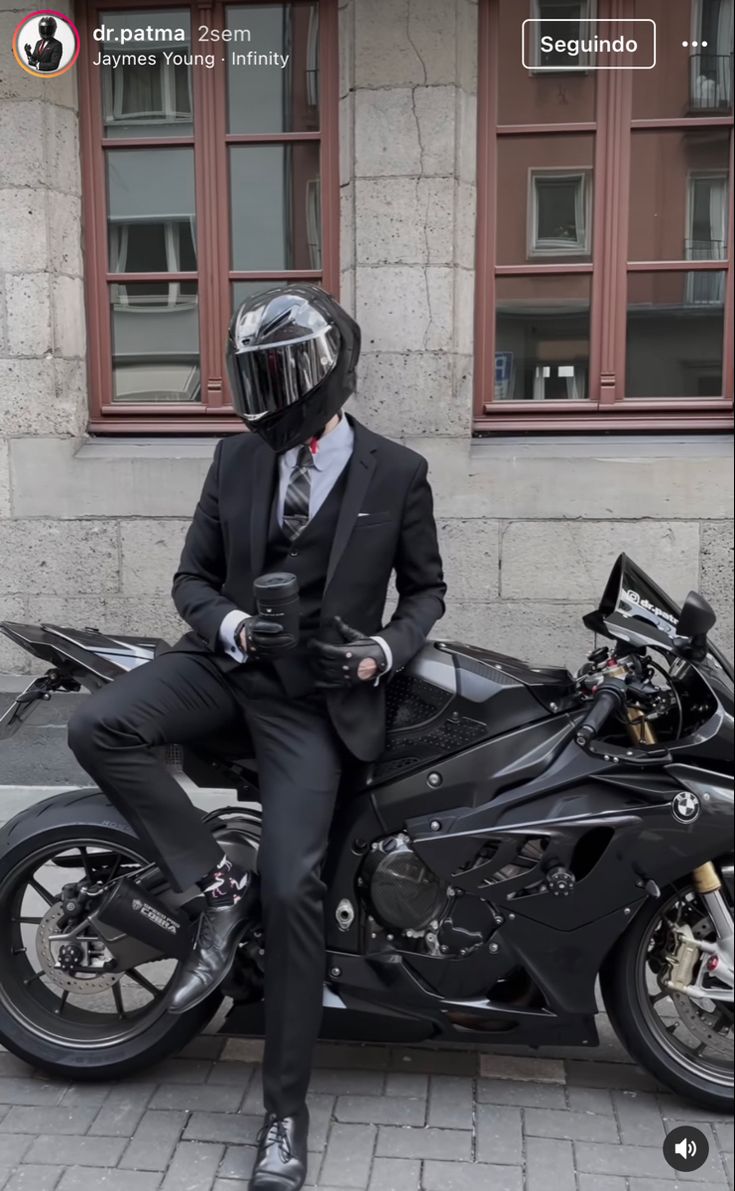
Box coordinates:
[586,553,681,652]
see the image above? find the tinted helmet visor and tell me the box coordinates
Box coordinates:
[231,324,340,424]
[39,17,56,35]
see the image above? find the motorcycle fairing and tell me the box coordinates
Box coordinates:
[0,622,161,686]
[319,717,732,1027]
[584,553,680,651]
[585,553,733,681]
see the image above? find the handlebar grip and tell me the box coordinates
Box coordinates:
[576,679,627,746]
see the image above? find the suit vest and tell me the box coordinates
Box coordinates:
[263,461,349,697]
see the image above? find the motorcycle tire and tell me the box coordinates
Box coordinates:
[601,884,734,1114]
[0,788,221,1081]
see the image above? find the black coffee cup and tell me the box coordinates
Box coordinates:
[253,573,300,643]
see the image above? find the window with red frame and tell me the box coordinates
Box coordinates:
[474,0,734,431]
[79,0,339,433]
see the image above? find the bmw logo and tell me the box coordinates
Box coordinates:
[672,791,700,823]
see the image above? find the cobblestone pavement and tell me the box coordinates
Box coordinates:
[0,1028,732,1191]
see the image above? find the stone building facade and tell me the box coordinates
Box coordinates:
[0,0,733,677]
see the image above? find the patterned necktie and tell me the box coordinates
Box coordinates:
[282,444,314,540]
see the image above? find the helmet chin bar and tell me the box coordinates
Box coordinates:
[245,373,353,454]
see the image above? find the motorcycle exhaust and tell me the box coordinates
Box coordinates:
[90,878,193,962]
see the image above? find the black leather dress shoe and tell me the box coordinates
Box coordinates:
[168,899,250,1014]
[249,1107,309,1190]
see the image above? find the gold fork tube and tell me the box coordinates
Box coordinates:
[625,706,658,746]
[692,862,722,894]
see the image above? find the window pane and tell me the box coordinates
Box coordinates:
[110,285,200,403]
[497,136,594,264]
[232,282,325,321]
[495,275,591,401]
[227,4,320,133]
[633,0,733,118]
[537,1,589,67]
[628,130,729,261]
[232,280,295,311]
[107,149,197,273]
[100,10,193,138]
[626,271,725,397]
[499,0,597,123]
[230,144,321,270]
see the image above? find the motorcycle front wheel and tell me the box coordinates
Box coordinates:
[0,789,221,1081]
[601,878,734,1112]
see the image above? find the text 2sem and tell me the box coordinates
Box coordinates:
[198,25,251,41]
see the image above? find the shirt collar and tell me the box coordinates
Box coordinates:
[282,414,354,472]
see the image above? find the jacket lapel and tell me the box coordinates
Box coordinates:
[249,440,278,580]
[324,418,377,592]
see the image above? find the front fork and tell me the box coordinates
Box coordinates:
[623,711,734,998]
[692,861,735,975]
[666,862,735,1001]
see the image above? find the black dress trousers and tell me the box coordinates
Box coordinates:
[68,650,343,1116]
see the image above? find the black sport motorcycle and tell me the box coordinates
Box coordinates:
[0,555,732,1110]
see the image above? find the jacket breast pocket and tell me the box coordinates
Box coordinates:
[355,512,392,528]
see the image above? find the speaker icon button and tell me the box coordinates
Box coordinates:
[663,1125,709,1173]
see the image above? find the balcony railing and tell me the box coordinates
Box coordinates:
[685,238,727,260]
[689,52,733,112]
[684,239,727,304]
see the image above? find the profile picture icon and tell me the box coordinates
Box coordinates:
[12,9,80,77]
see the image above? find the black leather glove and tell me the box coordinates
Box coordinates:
[308,617,388,689]
[237,616,298,660]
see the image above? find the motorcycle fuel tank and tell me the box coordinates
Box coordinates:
[370,640,574,788]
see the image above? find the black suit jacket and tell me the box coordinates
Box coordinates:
[169,417,446,761]
[28,37,63,71]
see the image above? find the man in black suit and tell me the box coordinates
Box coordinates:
[68,285,445,1191]
[24,15,63,72]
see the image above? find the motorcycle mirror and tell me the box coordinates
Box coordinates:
[675,591,717,661]
[677,591,717,639]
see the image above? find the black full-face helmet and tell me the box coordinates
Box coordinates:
[39,16,57,36]
[226,284,361,453]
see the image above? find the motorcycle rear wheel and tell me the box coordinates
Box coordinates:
[601,880,734,1113]
[0,789,221,1081]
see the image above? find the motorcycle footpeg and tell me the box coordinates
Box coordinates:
[90,878,194,963]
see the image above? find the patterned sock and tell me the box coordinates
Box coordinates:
[198,854,249,906]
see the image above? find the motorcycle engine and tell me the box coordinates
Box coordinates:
[362,834,450,937]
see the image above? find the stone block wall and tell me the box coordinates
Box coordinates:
[0,0,733,681]
[341,0,477,438]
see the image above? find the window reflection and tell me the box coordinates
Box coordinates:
[633,0,733,118]
[498,0,596,123]
[230,144,321,270]
[497,135,594,265]
[110,286,200,403]
[533,0,595,69]
[495,275,591,401]
[100,10,193,138]
[628,129,729,261]
[107,149,197,276]
[532,170,591,255]
[626,271,725,397]
[227,4,320,133]
[232,281,279,311]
